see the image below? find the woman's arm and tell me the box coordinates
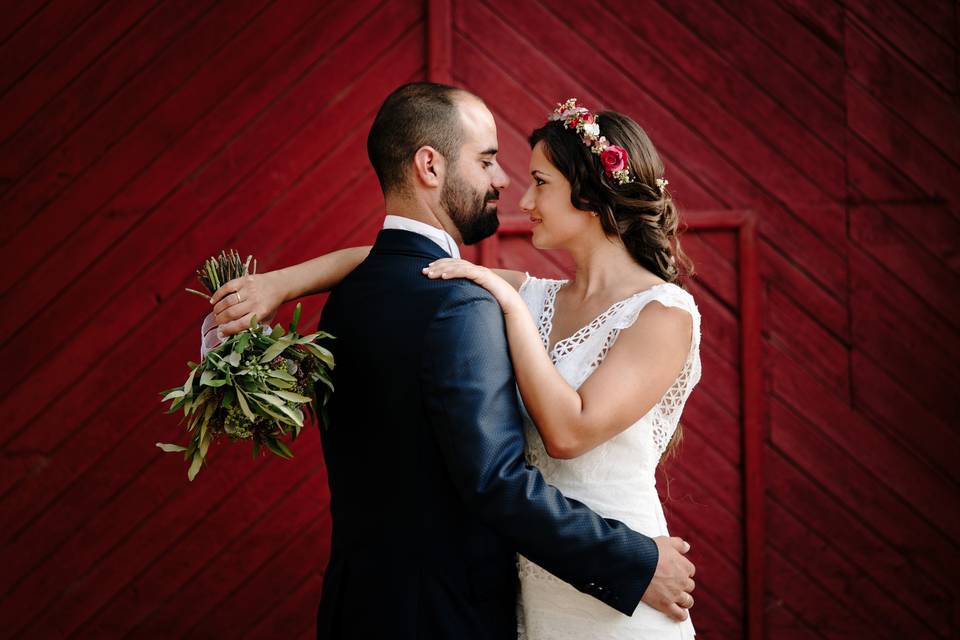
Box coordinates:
[424,258,691,459]
[209,246,371,337]
[490,268,528,291]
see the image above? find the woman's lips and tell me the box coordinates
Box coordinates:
[530,216,542,224]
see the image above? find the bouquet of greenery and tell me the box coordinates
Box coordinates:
[158,250,334,481]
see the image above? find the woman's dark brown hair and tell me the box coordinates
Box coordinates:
[530,111,693,460]
[528,111,693,284]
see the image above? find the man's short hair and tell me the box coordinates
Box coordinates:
[367,82,469,195]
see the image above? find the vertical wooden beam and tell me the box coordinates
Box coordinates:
[738,214,765,640]
[426,0,452,83]
[685,210,766,640]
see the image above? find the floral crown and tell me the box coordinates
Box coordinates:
[547,98,668,193]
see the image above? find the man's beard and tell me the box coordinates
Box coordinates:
[441,170,500,245]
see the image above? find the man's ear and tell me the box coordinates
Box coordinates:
[412,146,445,188]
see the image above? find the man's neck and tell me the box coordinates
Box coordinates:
[383,194,460,242]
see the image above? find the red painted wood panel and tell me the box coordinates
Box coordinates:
[1,1,957,638]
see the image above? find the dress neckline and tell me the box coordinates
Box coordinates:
[540,280,674,360]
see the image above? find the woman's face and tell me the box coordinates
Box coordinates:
[519,141,597,250]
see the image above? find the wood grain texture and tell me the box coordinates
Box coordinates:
[0,0,957,637]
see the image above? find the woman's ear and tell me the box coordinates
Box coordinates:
[412,146,445,188]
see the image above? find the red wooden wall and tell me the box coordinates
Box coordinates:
[1,1,957,638]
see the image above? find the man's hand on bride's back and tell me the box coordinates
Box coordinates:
[641,536,696,621]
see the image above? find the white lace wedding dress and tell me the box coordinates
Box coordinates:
[516,275,701,640]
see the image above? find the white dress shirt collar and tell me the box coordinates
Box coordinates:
[382,215,461,259]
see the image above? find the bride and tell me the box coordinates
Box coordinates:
[205,99,700,639]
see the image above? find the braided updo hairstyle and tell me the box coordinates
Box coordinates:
[528,111,693,284]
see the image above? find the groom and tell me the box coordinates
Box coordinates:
[318,83,695,638]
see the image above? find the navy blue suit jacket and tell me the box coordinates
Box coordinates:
[315,229,659,639]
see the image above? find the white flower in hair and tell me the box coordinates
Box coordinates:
[582,122,600,137]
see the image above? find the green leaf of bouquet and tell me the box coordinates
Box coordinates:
[236,388,257,422]
[266,377,295,390]
[187,452,203,482]
[259,338,291,364]
[265,435,293,460]
[314,372,334,393]
[237,331,250,353]
[273,437,294,459]
[162,389,186,402]
[271,324,286,339]
[271,389,311,403]
[156,442,188,453]
[250,393,303,427]
[182,367,197,396]
[249,314,259,331]
[226,349,242,368]
[266,369,297,382]
[304,344,335,369]
[249,392,287,408]
[290,303,302,333]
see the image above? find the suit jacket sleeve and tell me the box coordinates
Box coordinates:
[420,285,659,615]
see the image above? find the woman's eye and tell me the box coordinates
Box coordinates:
[481,161,493,168]
[534,178,545,186]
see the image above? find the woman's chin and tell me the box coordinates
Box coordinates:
[530,226,549,250]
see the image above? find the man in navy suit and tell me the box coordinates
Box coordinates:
[314,82,696,639]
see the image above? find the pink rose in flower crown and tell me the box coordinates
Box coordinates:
[599,145,629,174]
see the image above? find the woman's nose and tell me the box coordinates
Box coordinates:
[519,185,534,212]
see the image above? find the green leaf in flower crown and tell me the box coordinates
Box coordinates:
[156,442,188,452]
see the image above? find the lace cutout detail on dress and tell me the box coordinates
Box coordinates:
[609,285,702,460]
[539,280,667,364]
[536,280,564,353]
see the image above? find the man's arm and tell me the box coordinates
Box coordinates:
[420,285,690,616]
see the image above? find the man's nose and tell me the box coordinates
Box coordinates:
[493,164,510,191]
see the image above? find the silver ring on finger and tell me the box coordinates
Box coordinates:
[234,291,242,304]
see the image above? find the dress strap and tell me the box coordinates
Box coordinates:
[612,283,701,347]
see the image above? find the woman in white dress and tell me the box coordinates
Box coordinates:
[207,99,700,638]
